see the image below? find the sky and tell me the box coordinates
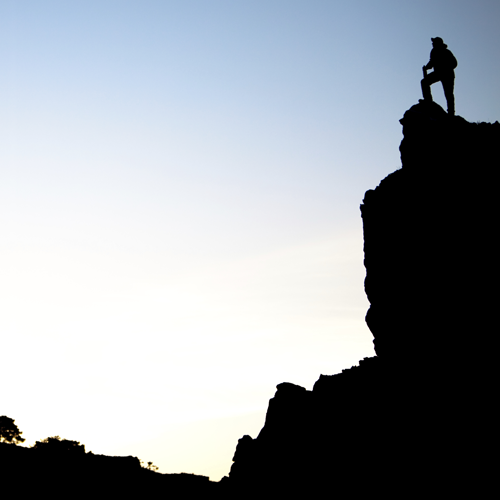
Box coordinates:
[1,0,499,481]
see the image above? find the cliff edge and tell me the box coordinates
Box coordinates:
[364,101,499,366]
[225,102,500,497]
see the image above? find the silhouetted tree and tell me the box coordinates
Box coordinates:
[147,461,159,472]
[0,416,25,444]
[32,435,85,454]
[140,459,159,472]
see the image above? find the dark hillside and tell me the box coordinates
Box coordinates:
[0,441,217,498]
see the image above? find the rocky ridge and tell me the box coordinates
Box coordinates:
[225,101,500,497]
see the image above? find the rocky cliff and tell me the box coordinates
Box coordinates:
[225,102,500,497]
[364,101,499,366]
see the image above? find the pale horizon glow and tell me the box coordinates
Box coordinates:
[1,0,499,480]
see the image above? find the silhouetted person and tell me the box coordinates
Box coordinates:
[421,37,457,115]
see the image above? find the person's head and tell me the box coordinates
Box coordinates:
[431,37,444,47]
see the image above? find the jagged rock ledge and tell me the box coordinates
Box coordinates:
[362,101,499,366]
[224,102,499,498]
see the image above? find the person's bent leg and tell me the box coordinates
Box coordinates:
[421,77,432,101]
[421,72,440,102]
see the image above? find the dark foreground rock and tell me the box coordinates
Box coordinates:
[224,102,500,498]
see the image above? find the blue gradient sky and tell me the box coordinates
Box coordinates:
[1,0,499,480]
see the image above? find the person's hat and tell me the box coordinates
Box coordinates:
[431,37,444,45]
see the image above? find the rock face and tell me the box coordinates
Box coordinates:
[225,102,500,497]
[363,101,499,366]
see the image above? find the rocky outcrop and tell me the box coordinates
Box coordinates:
[363,101,499,366]
[225,102,500,497]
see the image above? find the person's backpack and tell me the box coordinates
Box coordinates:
[445,49,458,69]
